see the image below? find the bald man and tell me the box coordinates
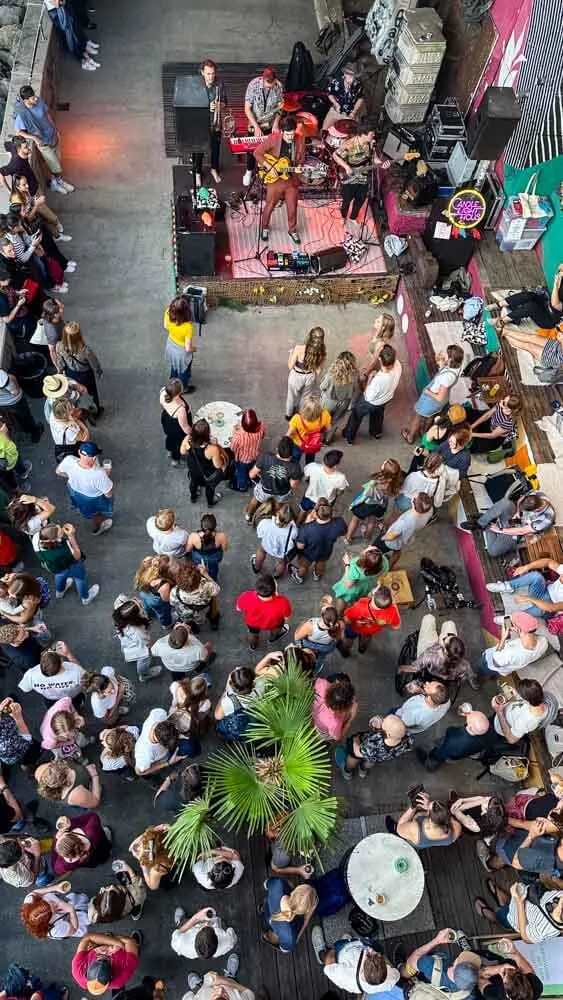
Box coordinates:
[336,713,413,780]
[417,710,490,772]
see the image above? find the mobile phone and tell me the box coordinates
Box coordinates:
[503,615,511,628]
[31,230,41,241]
[408,783,424,807]
[206,908,214,918]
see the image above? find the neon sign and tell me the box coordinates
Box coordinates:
[445,188,487,230]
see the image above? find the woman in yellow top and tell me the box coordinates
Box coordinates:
[163,296,196,393]
[287,396,331,464]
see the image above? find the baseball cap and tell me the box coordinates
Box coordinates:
[78,441,101,457]
[0,369,9,389]
[262,67,276,82]
[86,956,112,995]
[42,374,68,399]
[453,952,481,989]
[512,611,538,633]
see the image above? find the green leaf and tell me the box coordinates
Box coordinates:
[205,744,285,834]
[281,727,332,802]
[164,795,218,881]
[279,797,341,859]
[246,653,315,745]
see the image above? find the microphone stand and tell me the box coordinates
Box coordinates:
[357,157,382,248]
[232,170,268,271]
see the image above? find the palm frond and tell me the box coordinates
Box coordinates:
[279,797,341,858]
[281,726,332,802]
[205,744,285,834]
[246,655,315,745]
[164,795,218,880]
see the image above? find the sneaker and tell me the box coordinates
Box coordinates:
[131,903,143,920]
[311,924,326,964]
[250,554,259,573]
[358,766,369,779]
[93,518,113,536]
[187,974,203,992]
[268,623,290,643]
[223,954,239,978]
[208,492,222,507]
[312,570,320,582]
[244,513,252,524]
[288,565,304,585]
[18,459,32,478]
[334,745,352,781]
[55,232,73,242]
[60,180,75,193]
[55,578,73,600]
[139,664,162,683]
[476,838,493,872]
[243,170,253,186]
[486,581,513,593]
[261,227,270,242]
[50,282,68,294]
[65,261,77,272]
[86,40,99,53]
[131,930,143,948]
[210,169,221,184]
[81,584,100,606]
[174,907,186,928]
[170,459,180,467]
[288,230,301,245]
[81,57,98,70]
[50,177,68,194]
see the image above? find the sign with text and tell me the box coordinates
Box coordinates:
[445,188,487,230]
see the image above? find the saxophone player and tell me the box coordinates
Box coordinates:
[194,59,228,187]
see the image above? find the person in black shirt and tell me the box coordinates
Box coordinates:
[0,623,45,672]
[1,139,62,234]
[290,499,346,583]
[193,59,228,187]
[245,436,302,521]
[0,272,37,340]
[479,944,542,1000]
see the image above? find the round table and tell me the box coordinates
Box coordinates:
[194,400,242,448]
[345,832,425,921]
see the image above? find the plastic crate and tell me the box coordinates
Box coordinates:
[384,91,429,123]
[391,47,441,86]
[386,70,434,104]
[396,8,445,65]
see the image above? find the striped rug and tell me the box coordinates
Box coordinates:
[226,197,387,279]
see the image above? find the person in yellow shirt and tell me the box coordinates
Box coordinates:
[287,396,331,464]
[163,295,196,393]
[0,420,32,492]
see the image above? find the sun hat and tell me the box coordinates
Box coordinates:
[42,374,69,399]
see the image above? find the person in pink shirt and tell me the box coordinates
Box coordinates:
[312,673,358,742]
[40,695,88,758]
[72,931,141,995]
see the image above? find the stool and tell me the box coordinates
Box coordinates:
[380,570,414,607]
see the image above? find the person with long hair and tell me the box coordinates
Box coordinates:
[294,598,344,670]
[187,513,229,581]
[47,398,90,463]
[182,418,227,506]
[159,378,192,467]
[320,351,360,442]
[261,879,318,951]
[88,858,146,923]
[9,493,56,536]
[54,320,103,417]
[253,503,298,579]
[388,790,462,849]
[99,725,139,774]
[129,824,173,890]
[364,313,395,371]
[51,811,112,874]
[312,672,358,742]
[286,327,327,418]
[34,521,99,606]
[287,396,331,464]
[35,759,101,808]
[163,295,195,391]
[332,545,389,612]
[153,762,202,814]
[82,666,136,725]
[170,560,220,631]
[168,676,212,737]
[230,408,266,491]
[465,394,522,454]
[20,883,89,939]
[8,170,65,239]
[112,593,160,682]
[345,458,402,544]
[1,571,44,627]
[134,555,176,627]
[39,695,88,759]
[402,344,465,444]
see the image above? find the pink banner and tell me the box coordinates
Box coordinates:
[472,0,533,110]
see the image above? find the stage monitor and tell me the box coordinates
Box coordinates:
[174,75,209,151]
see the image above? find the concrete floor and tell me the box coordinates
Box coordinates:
[1,0,497,994]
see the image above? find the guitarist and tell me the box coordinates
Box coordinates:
[254,114,305,245]
[243,67,284,187]
[332,124,380,235]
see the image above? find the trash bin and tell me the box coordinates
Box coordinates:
[11,351,49,398]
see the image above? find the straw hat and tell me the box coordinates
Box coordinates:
[43,374,69,399]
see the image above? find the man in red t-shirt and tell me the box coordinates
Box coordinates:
[72,931,141,995]
[236,572,292,649]
[341,584,401,654]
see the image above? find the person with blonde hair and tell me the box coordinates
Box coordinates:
[286,327,327,418]
[287,395,331,463]
[365,312,395,368]
[134,554,176,627]
[320,350,360,442]
[55,320,103,417]
[39,695,89,758]
[35,759,101,808]
[262,878,318,951]
[48,397,90,463]
[146,507,188,558]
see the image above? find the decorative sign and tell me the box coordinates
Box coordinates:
[444,188,487,230]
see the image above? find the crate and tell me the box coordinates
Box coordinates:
[428,102,466,138]
[496,233,543,252]
[391,47,441,87]
[384,91,428,123]
[386,70,434,105]
[396,8,445,65]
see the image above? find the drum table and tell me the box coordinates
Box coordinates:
[345,832,425,920]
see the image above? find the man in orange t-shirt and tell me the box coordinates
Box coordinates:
[341,584,401,655]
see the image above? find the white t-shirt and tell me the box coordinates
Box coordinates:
[151,634,206,672]
[256,517,298,559]
[90,665,120,719]
[303,463,349,504]
[364,362,402,406]
[548,567,563,603]
[48,415,81,446]
[484,636,549,676]
[101,725,139,771]
[135,708,169,773]
[146,517,188,557]
[395,694,450,732]
[494,698,548,738]
[171,917,237,958]
[18,660,85,700]
[57,456,112,497]
[117,624,150,662]
[192,856,244,889]
[25,513,42,536]
[324,942,400,995]
[170,681,211,717]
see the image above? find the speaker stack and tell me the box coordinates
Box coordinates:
[172,165,215,277]
[466,86,521,161]
[173,75,210,152]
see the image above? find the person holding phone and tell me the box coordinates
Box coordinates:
[170,905,238,962]
[476,612,548,678]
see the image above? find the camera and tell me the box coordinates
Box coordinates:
[419,557,482,612]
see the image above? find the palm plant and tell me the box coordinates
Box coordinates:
[164,792,218,879]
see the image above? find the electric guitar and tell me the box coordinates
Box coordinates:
[258,153,303,184]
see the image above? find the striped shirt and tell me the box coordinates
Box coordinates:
[541,339,563,369]
[507,888,563,942]
[231,424,266,465]
[491,403,516,439]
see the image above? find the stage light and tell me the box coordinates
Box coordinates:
[201,211,213,228]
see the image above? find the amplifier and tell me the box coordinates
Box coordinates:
[466,86,521,160]
[429,101,466,138]
[311,246,349,275]
[174,75,209,151]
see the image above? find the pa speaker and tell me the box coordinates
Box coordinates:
[311,246,349,275]
[466,86,521,161]
[176,229,215,277]
[174,75,209,151]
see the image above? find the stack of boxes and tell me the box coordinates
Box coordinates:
[422,102,466,167]
[496,196,555,252]
[384,8,446,124]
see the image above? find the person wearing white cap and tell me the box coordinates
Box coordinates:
[0,369,44,442]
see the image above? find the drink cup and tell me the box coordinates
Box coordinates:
[103,458,112,475]
[458,702,472,716]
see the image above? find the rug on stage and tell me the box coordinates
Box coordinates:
[226,199,387,279]
[162,63,287,158]
[317,813,436,942]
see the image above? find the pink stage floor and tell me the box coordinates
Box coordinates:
[226,197,387,279]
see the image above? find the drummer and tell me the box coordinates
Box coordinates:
[323,63,365,131]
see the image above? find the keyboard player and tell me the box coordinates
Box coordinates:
[243,67,284,186]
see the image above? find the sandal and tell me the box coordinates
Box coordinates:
[486,877,505,907]
[475,896,496,922]
[401,429,414,445]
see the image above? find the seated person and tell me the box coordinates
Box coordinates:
[323,62,364,130]
[497,269,563,329]
[489,680,549,746]
[487,557,563,618]
[499,322,563,375]
[191,845,244,889]
[387,790,462,849]
[476,612,548,677]
[397,613,474,691]
[395,680,450,733]
[479,942,543,1000]
[482,815,563,877]
[418,710,490,771]
[464,395,521,454]
[403,928,481,997]
[400,158,439,209]
[476,880,563,943]
[463,490,555,559]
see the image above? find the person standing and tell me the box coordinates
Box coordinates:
[230,409,266,492]
[45,0,100,71]
[194,59,228,187]
[32,521,99,605]
[183,419,226,507]
[71,931,141,996]
[245,436,303,521]
[0,369,44,442]
[54,321,103,417]
[343,344,402,442]
[163,296,196,392]
[112,594,160,683]
[289,500,347,584]
[298,450,349,523]
[243,66,284,186]
[340,584,401,655]
[56,441,113,535]
[13,86,74,194]
[320,351,360,442]
[254,114,305,245]
[332,124,378,234]
[236,573,292,650]
[159,378,193,467]
[286,327,327,419]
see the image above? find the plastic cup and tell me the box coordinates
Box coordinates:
[103,459,112,475]
[458,702,472,716]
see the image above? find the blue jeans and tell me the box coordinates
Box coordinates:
[235,460,254,491]
[136,655,151,679]
[428,725,486,763]
[54,560,89,600]
[475,651,499,677]
[508,571,553,617]
[170,358,192,389]
[495,903,511,927]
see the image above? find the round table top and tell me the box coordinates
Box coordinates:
[194,400,242,448]
[345,832,425,921]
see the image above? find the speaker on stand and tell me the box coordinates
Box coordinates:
[466,86,521,161]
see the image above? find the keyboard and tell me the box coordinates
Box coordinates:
[228,135,263,153]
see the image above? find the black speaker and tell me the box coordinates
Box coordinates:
[466,86,521,161]
[174,75,209,151]
[311,246,349,275]
[173,165,215,276]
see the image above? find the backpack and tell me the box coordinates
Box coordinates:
[407,958,471,1000]
[300,425,323,454]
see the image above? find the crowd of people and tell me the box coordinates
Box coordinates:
[0,53,558,1000]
